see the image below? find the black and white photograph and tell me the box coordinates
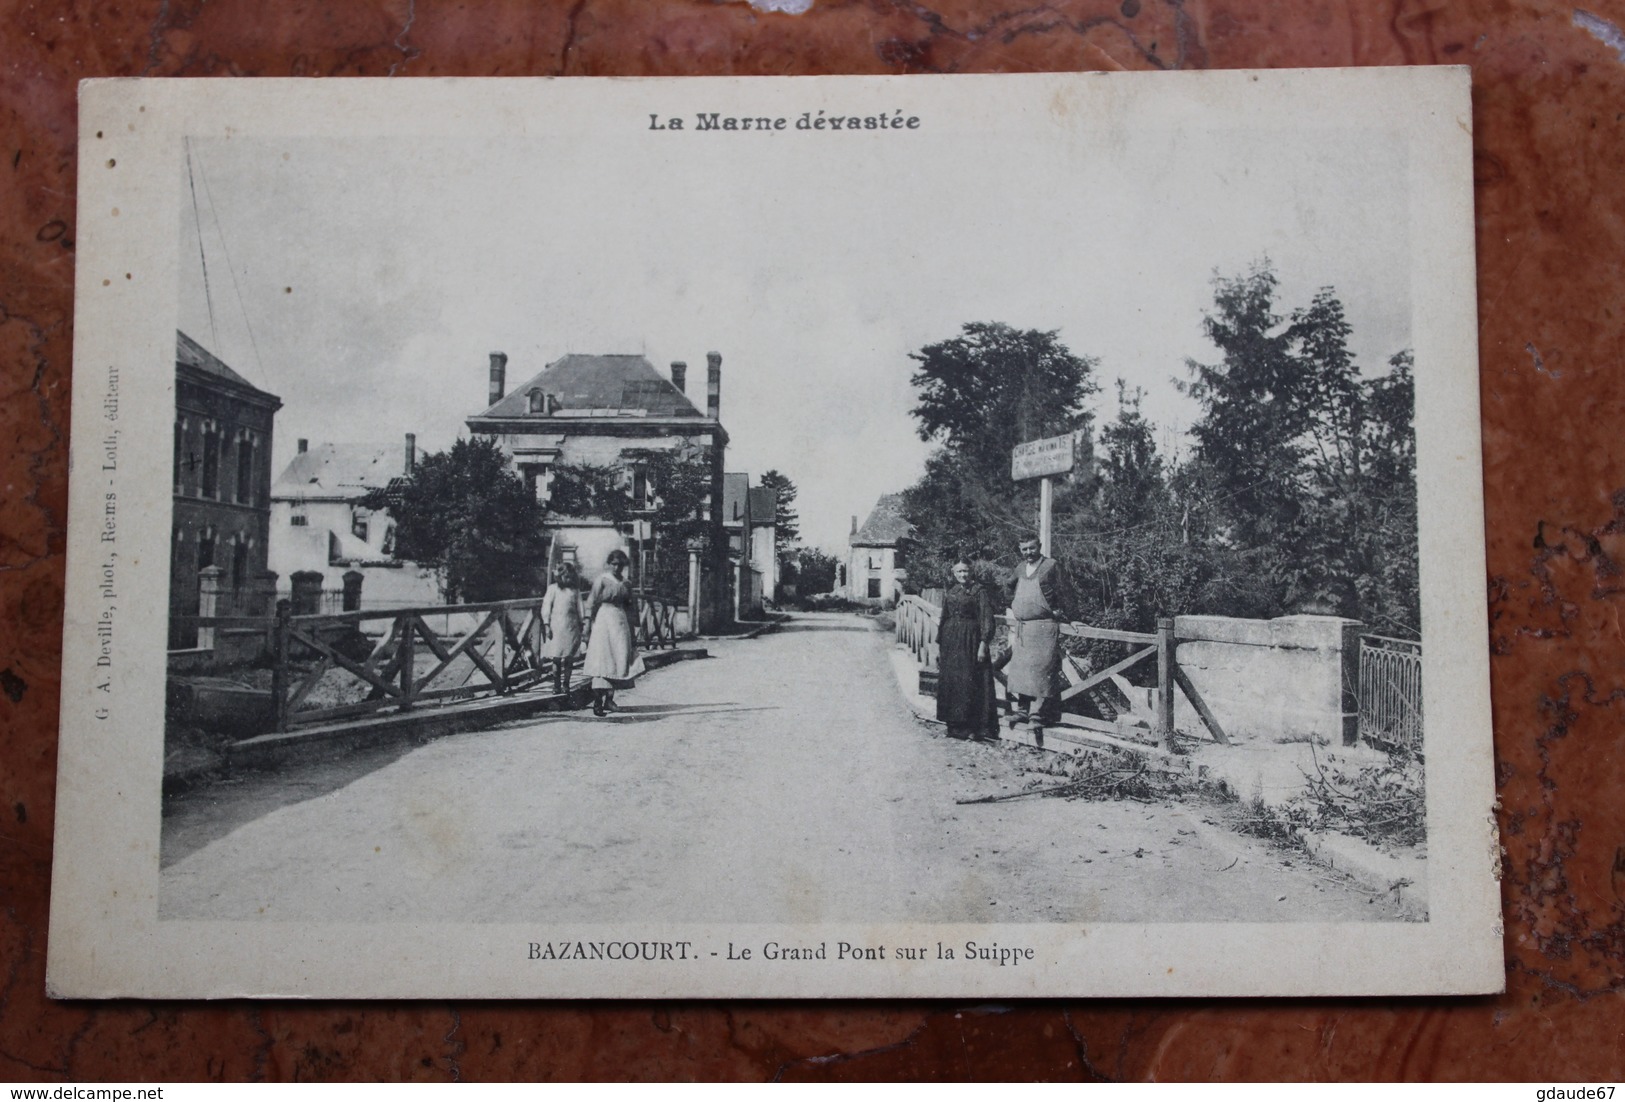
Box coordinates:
[49,72,1499,998]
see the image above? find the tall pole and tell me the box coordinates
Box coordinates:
[1039,475,1054,557]
[687,545,701,636]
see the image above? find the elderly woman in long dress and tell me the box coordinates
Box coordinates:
[539,561,584,697]
[582,549,638,717]
[936,561,999,741]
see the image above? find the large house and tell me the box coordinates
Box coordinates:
[466,350,732,631]
[169,331,281,652]
[267,435,440,610]
[845,493,912,605]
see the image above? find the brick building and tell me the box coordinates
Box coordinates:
[169,331,282,650]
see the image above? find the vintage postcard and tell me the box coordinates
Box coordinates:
[48,70,1500,998]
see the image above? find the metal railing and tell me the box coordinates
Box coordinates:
[1357,634,1423,756]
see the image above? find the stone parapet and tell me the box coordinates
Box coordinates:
[1173,614,1362,745]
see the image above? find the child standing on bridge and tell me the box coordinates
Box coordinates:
[583,549,639,717]
[540,561,585,698]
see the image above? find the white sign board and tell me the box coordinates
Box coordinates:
[1011,431,1086,481]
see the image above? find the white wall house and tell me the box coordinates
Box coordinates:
[268,436,440,609]
[845,493,911,605]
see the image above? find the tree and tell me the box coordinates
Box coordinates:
[757,470,801,554]
[371,436,550,603]
[1182,262,1419,630]
[910,322,1100,483]
[901,322,1101,587]
[793,548,839,595]
[1181,261,1313,557]
[1096,381,1167,528]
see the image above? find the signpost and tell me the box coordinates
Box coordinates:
[1011,430,1088,556]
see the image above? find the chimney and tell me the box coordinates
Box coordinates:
[850,515,858,535]
[706,351,721,421]
[404,433,416,476]
[297,438,308,454]
[670,360,687,393]
[488,352,508,408]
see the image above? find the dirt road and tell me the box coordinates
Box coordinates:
[161,613,1407,923]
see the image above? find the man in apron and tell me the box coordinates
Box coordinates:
[1005,535,1075,734]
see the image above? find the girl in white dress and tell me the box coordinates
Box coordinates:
[539,561,584,697]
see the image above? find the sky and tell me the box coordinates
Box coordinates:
[177,116,1411,553]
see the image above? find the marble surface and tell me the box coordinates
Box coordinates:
[3,0,1623,1081]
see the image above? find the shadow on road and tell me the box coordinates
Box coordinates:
[593,703,782,723]
[771,620,872,634]
[162,740,420,869]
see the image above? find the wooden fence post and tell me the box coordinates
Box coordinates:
[398,614,415,709]
[497,611,507,694]
[1156,616,1175,748]
[270,599,292,733]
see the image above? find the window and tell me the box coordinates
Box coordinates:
[236,436,254,503]
[178,422,203,495]
[290,513,308,527]
[231,538,248,589]
[197,531,215,570]
[521,465,548,502]
[201,428,219,498]
[173,422,183,492]
[632,468,648,509]
[528,389,545,413]
[867,577,882,599]
[641,549,657,587]
[352,513,370,543]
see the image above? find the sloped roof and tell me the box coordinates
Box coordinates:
[748,486,777,526]
[722,472,750,526]
[176,330,279,401]
[852,493,912,546]
[273,443,409,500]
[477,354,705,419]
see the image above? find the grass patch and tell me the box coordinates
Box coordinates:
[956,746,1196,805]
[1298,746,1426,850]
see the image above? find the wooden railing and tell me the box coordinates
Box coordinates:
[268,596,554,731]
[177,589,696,733]
[895,595,1229,748]
[895,593,941,668]
[634,590,683,650]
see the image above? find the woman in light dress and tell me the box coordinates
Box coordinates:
[582,549,639,717]
[539,561,584,697]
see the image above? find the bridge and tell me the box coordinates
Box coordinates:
[895,593,1421,762]
[160,599,1420,925]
